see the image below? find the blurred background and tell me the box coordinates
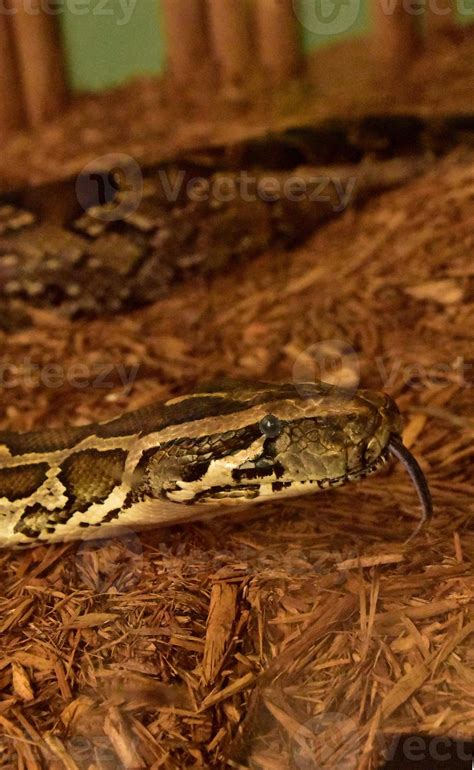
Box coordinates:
[1,0,473,193]
[1,0,472,141]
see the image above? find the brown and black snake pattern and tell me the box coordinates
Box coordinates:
[0,380,433,548]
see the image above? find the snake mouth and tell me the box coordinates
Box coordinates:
[184,435,432,537]
[186,447,393,504]
[387,433,433,535]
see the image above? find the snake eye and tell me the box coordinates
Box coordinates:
[259,414,282,438]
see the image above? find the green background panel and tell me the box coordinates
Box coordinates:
[298,0,369,49]
[61,0,164,91]
[458,0,474,23]
[59,0,472,92]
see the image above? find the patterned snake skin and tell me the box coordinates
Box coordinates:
[0,380,432,548]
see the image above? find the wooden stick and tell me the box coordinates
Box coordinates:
[161,0,210,85]
[206,0,253,89]
[372,0,422,65]
[9,0,67,127]
[0,15,24,138]
[254,0,303,85]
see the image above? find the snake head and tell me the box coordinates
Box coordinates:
[143,381,430,533]
[224,385,404,493]
[123,380,432,536]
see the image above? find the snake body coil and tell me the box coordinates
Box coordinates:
[0,380,432,548]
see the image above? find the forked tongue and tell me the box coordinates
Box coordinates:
[387,434,433,539]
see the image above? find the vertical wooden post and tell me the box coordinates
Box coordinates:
[161,0,210,85]
[206,0,253,90]
[0,16,24,140]
[372,0,422,65]
[9,0,67,127]
[254,0,303,85]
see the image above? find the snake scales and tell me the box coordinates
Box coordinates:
[0,380,432,548]
[2,114,463,546]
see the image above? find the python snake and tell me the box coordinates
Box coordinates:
[1,116,452,546]
[0,380,432,548]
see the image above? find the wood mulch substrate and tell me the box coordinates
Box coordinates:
[0,148,473,769]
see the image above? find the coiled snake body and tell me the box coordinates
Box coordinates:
[0,380,432,548]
